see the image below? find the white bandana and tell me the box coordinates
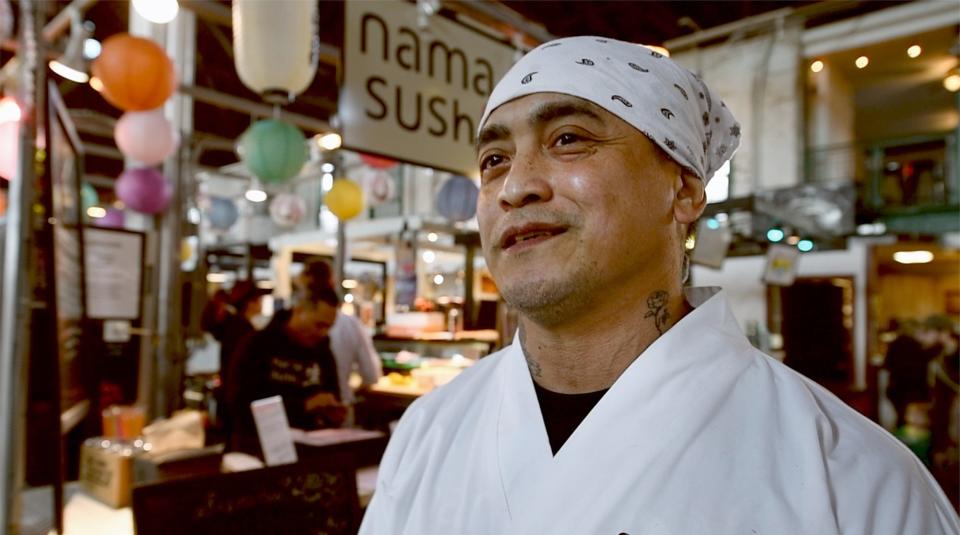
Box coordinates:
[479,36,741,182]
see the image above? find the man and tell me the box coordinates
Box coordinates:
[360,36,959,534]
[226,268,345,457]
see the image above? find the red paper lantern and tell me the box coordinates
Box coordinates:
[92,33,176,111]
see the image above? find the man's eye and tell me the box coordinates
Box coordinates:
[480,154,504,171]
[555,133,583,146]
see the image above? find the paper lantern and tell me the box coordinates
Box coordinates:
[233,1,318,102]
[206,196,239,230]
[81,182,99,210]
[96,208,125,228]
[115,167,171,214]
[356,168,395,206]
[359,153,397,170]
[325,179,364,220]
[436,175,479,221]
[114,109,179,165]
[269,193,306,227]
[0,96,20,181]
[91,33,176,111]
[238,119,307,183]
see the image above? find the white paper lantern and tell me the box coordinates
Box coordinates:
[355,167,396,206]
[232,1,318,103]
[269,193,307,227]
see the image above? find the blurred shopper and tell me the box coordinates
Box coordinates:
[885,318,932,428]
[926,315,960,508]
[295,260,382,420]
[360,36,958,534]
[213,280,262,441]
[226,268,344,457]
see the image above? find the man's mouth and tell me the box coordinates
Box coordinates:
[501,225,567,251]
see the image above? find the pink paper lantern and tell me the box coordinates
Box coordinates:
[0,96,21,181]
[269,193,306,227]
[114,108,179,165]
[116,167,171,214]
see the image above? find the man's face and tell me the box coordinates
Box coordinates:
[288,301,337,347]
[476,93,699,323]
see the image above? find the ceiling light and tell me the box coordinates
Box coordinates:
[206,272,228,283]
[0,96,21,123]
[49,9,92,83]
[433,274,444,285]
[317,132,342,151]
[907,45,922,58]
[321,173,333,192]
[320,162,335,173]
[810,60,824,73]
[244,188,267,203]
[341,279,358,289]
[422,250,436,263]
[344,293,355,303]
[132,0,179,24]
[945,71,960,92]
[766,228,785,242]
[426,232,439,242]
[797,239,814,252]
[893,250,934,264]
[86,206,106,218]
[83,38,101,60]
[705,218,720,230]
[643,45,670,58]
[855,56,869,69]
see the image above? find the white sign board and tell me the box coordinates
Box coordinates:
[83,228,143,319]
[341,0,516,178]
[251,395,299,467]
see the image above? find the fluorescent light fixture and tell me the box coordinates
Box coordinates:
[132,0,179,24]
[206,272,228,283]
[317,132,342,151]
[86,206,106,218]
[49,8,92,83]
[893,250,934,264]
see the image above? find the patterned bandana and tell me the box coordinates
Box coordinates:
[479,36,741,183]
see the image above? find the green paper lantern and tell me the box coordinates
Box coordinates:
[238,119,307,183]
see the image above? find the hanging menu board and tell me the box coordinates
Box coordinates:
[84,227,144,320]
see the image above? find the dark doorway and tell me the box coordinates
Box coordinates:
[770,277,855,390]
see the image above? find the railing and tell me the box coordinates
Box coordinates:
[805,131,959,214]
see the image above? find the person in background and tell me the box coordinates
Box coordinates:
[884,318,931,428]
[295,260,383,423]
[360,36,958,533]
[225,268,344,457]
[213,280,262,442]
[925,314,960,509]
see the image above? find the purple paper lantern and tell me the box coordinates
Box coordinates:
[116,167,171,214]
[96,208,126,228]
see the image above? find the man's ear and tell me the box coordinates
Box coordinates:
[674,170,707,224]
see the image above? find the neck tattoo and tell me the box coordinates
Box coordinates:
[644,290,671,334]
[519,324,543,379]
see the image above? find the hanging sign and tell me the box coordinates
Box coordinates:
[341,0,516,178]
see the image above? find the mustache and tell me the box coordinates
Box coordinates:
[482,210,580,248]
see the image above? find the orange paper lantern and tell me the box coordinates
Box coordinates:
[92,33,176,111]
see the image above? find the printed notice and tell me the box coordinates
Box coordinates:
[251,396,298,467]
[84,228,143,319]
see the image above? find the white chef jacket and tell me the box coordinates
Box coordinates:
[360,289,959,535]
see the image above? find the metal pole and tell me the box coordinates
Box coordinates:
[1,2,41,532]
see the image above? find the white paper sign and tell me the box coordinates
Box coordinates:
[341,0,516,177]
[763,244,800,286]
[250,396,298,466]
[102,320,131,343]
[83,228,143,319]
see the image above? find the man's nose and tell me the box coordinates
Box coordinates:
[497,151,553,210]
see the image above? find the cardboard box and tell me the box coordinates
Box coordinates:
[79,440,134,508]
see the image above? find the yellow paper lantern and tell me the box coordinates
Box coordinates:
[326,179,364,220]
